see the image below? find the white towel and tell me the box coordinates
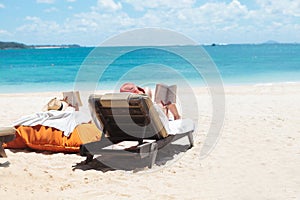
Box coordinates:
[13,108,91,137]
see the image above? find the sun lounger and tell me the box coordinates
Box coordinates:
[80,93,194,169]
[0,127,16,158]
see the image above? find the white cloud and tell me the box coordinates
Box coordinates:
[0,3,5,8]
[36,0,55,4]
[14,8,134,45]
[93,0,122,12]
[119,0,299,44]
[17,16,60,34]
[245,0,300,33]
[69,11,134,32]
[124,0,195,11]
[256,0,300,17]
[66,0,76,2]
[287,1,300,17]
[197,0,248,23]
[123,0,248,32]
[9,0,300,45]
[0,29,11,36]
[44,7,59,13]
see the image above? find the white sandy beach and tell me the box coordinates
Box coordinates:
[1,83,300,200]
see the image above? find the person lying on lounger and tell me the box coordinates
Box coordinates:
[119,82,181,120]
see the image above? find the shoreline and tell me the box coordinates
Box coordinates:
[0,81,300,96]
[1,81,300,95]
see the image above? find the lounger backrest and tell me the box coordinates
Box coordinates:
[89,93,168,143]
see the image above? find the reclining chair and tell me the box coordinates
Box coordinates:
[0,127,16,158]
[80,93,194,169]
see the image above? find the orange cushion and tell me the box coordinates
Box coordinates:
[4,124,101,153]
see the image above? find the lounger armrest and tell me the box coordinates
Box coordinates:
[0,127,16,143]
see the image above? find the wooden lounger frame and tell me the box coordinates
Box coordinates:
[80,93,194,169]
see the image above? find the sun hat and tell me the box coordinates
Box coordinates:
[42,98,69,111]
[120,82,145,93]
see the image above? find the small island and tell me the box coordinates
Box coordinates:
[0,41,28,49]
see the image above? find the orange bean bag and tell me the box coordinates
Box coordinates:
[4,123,102,153]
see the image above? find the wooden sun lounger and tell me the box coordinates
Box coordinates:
[80,93,194,169]
[0,127,16,158]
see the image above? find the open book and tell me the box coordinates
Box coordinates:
[63,91,83,111]
[154,84,177,105]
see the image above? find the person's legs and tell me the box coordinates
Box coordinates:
[158,102,181,120]
[167,103,181,120]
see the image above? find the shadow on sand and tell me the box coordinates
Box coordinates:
[72,144,190,172]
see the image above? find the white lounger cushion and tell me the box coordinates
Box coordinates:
[168,119,195,135]
[153,103,194,135]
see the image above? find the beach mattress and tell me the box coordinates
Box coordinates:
[4,123,101,153]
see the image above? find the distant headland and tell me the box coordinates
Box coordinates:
[0,41,81,50]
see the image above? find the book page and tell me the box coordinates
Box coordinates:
[63,91,83,107]
[166,85,177,103]
[154,83,168,104]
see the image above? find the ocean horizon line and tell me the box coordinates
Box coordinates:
[1,41,300,50]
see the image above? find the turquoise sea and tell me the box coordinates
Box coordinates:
[0,44,300,93]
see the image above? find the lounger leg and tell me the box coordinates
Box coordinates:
[0,142,7,158]
[187,132,194,148]
[148,143,158,168]
[85,154,94,164]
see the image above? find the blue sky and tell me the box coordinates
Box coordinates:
[0,0,299,46]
